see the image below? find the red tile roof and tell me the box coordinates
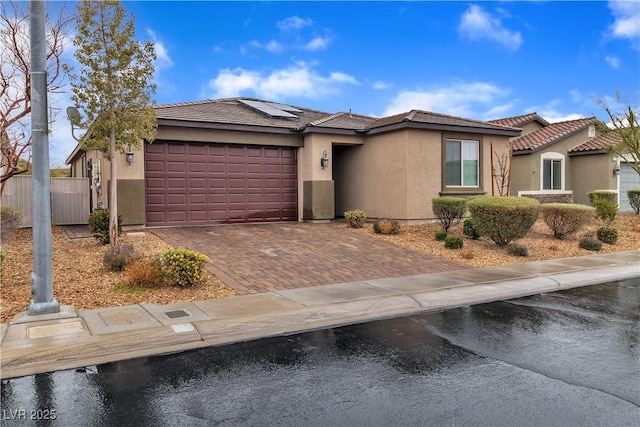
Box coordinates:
[488,112,550,128]
[569,131,620,153]
[512,117,597,152]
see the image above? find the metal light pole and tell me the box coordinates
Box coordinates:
[28,0,59,315]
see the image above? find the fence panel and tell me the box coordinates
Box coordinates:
[1,176,89,227]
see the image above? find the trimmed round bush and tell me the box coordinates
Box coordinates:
[628,189,640,214]
[579,237,602,251]
[463,217,480,240]
[541,203,595,239]
[588,190,617,205]
[467,196,540,246]
[88,209,123,244]
[344,209,366,228]
[597,226,619,244]
[506,242,528,257]
[435,231,448,241]
[373,218,401,235]
[444,235,463,249]
[432,197,467,232]
[103,243,136,272]
[163,248,210,287]
[592,199,617,225]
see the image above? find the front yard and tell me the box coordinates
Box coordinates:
[1,213,638,324]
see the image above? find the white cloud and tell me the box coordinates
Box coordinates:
[277,16,312,31]
[608,0,640,39]
[371,80,392,90]
[208,62,358,100]
[605,55,621,69]
[384,81,511,118]
[569,89,584,103]
[525,99,584,123]
[147,29,173,69]
[265,40,283,53]
[304,36,331,51]
[458,4,523,51]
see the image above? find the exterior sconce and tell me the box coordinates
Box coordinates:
[125,145,134,165]
[613,164,621,176]
[320,151,329,169]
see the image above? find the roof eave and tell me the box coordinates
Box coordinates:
[366,121,521,137]
[157,118,302,134]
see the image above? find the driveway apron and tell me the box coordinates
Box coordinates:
[152,222,471,295]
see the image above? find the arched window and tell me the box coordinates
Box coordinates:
[540,152,565,191]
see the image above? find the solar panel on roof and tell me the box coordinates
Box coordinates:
[264,101,302,113]
[239,99,299,118]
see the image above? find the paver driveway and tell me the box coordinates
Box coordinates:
[152,222,471,295]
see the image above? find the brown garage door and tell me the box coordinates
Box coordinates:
[145,142,297,226]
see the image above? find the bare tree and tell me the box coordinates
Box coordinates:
[0,0,73,195]
[491,140,512,196]
[597,92,640,177]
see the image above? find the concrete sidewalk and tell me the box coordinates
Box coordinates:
[1,250,638,380]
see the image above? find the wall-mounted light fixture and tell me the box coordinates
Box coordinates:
[125,145,134,165]
[613,164,621,176]
[320,150,329,169]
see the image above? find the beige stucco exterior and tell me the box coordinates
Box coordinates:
[568,152,618,205]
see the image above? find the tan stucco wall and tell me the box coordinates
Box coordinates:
[569,153,617,205]
[520,121,546,135]
[510,127,599,197]
[157,127,303,147]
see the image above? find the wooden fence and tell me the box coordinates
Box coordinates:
[1,176,90,227]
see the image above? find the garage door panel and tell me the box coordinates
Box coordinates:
[146,142,297,226]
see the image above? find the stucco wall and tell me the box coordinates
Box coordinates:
[569,153,617,205]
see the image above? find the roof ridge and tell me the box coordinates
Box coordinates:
[412,109,519,130]
[309,112,345,126]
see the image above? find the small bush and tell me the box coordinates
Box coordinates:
[597,226,619,244]
[592,199,617,225]
[0,250,4,272]
[459,248,474,259]
[124,257,164,287]
[88,209,123,244]
[344,209,366,228]
[373,218,401,235]
[432,197,467,232]
[467,196,540,246]
[579,237,602,251]
[541,203,595,239]
[588,190,617,205]
[103,244,136,272]
[463,217,480,240]
[444,236,464,249]
[506,242,529,257]
[435,231,448,241]
[628,189,640,214]
[163,248,210,287]
[1,205,20,244]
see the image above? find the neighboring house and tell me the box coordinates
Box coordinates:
[66,97,520,227]
[489,113,639,211]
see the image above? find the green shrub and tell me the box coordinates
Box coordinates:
[627,189,640,214]
[1,205,20,244]
[506,242,529,257]
[463,217,480,240]
[432,197,467,232]
[579,237,602,251]
[467,196,540,246]
[597,226,619,244]
[88,209,123,244]
[541,203,595,239]
[373,218,401,235]
[103,244,136,272]
[444,235,463,249]
[163,248,210,288]
[435,230,448,241]
[588,190,617,205]
[592,199,617,225]
[344,209,366,228]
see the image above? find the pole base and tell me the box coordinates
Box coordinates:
[27,299,61,316]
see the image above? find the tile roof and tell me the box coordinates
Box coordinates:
[488,112,550,128]
[511,117,597,152]
[155,97,332,130]
[367,110,519,134]
[569,131,620,153]
[308,111,377,130]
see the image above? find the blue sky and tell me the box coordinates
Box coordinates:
[48,1,640,166]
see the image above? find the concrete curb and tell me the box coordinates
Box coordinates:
[1,250,638,379]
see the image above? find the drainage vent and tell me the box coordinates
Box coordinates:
[164,310,190,319]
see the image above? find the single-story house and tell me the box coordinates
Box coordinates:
[489,113,639,211]
[66,97,521,226]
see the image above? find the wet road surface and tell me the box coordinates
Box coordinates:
[1,279,638,426]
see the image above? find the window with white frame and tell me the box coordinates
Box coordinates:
[445,139,479,187]
[541,152,564,190]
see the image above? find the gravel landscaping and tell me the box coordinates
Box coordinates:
[1,213,638,324]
